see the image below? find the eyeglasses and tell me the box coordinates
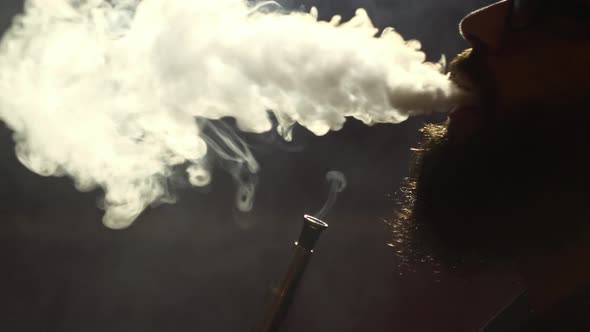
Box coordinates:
[507,0,590,30]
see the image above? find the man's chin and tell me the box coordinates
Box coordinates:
[394,120,518,267]
[395,103,590,269]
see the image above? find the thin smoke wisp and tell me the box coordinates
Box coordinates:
[0,0,464,228]
[315,171,347,220]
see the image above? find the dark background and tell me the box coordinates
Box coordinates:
[0,1,524,331]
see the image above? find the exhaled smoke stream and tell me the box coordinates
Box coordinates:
[0,0,464,228]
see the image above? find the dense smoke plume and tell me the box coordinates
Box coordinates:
[0,0,462,228]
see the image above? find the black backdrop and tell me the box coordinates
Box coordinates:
[0,1,524,331]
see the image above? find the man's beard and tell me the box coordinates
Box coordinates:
[393,49,590,268]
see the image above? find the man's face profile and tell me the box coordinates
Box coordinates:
[394,0,590,266]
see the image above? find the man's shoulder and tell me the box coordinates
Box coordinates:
[482,285,590,332]
[524,286,590,332]
[480,291,530,332]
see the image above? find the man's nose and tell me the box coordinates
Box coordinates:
[460,0,511,53]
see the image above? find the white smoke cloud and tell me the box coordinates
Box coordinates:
[0,0,463,229]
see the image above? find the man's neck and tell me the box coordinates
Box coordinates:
[517,235,590,314]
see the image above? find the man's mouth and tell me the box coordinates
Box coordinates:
[447,48,489,98]
[445,49,490,142]
[447,73,483,142]
[450,72,477,93]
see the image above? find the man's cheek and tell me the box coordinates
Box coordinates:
[490,58,544,110]
[490,43,590,111]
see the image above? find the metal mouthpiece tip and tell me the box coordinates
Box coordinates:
[297,215,329,251]
[304,214,328,229]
